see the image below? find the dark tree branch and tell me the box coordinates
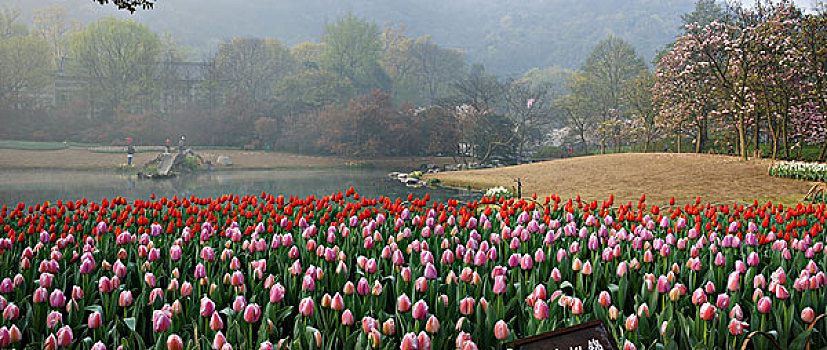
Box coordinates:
[92,0,155,12]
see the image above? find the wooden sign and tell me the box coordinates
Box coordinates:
[503,320,618,350]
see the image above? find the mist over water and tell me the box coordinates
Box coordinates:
[0,168,478,205]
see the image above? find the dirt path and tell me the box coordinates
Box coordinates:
[426,153,816,205]
[0,148,449,170]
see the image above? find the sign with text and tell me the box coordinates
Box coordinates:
[503,320,618,350]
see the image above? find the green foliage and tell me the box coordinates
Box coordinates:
[214,37,298,103]
[68,17,161,118]
[0,6,52,104]
[273,68,355,116]
[320,13,386,95]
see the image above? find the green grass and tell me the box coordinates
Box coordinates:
[0,140,69,150]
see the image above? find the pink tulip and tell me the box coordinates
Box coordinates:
[494,320,510,340]
[299,297,314,317]
[49,289,66,308]
[382,318,396,336]
[625,314,638,331]
[43,334,58,350]
[213,331,227,350]
[757,297,772,314]
[167,334,183,350]
[9,325,21,344]
[232,295,247,313]
[3,304,19,321]
[775,285,790,300]
[459,297,475,315]
[56,325,73,347]
[401,333,419,350]
[88,311,103,329]
[407,331,428,350]
[802,307,816,323]
[425,315,440,333]
[691,288,707,305]
[412,300,429,320]
[398,294,412,312]
[153,310,171,332]
[119,290,133,307]
[331,292,344,311]
[571,298,584,315]
[210,313,223,331]
[623,340,637,350]
[243,303,261,323]
[47,310,63,329]
[533,300,549,320]
[700,302,716,321]
[342,309,354,326]
[728,319,748,336]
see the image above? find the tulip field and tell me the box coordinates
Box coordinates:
[1,190,827,350]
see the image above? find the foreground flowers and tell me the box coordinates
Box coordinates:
[0,191,825,348]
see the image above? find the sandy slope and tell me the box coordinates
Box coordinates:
[426,153,816,205]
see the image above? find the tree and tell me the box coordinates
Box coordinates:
[33,5,75,66]
[68,17,161,118]
[92,0,155,12]
[681,0,728,33]
[214,37,298,104]
[623,70,660,152]
[0,8,52,106]
[380,25,467,105]
[320,14,389,94]
[579,35,647,153]
[504,80,550,158]
[273,68,354,117]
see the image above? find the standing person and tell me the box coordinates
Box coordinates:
[127,143,135,166]
[178,136,185,153]
[165,138,171,154]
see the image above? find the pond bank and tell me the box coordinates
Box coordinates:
[0,148,451,171]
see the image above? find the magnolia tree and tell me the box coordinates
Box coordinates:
[654,2,826,160]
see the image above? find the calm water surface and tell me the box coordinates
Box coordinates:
[0,169,479,205]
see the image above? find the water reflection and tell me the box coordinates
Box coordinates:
[0,169,479,205]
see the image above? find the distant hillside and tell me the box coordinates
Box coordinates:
[10,0,697,74]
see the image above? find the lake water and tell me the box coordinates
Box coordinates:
[0,169,479,206]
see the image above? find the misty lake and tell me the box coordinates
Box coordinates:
[0,169,480,206]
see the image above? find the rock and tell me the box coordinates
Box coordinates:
[216,155,233,166]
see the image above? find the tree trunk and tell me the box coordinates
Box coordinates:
[753,116,760,159]
[783,119,790,159]
[738,114,748,160]
[677,134,682,153]
[820,141,827,161]
[695,124,703,153]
